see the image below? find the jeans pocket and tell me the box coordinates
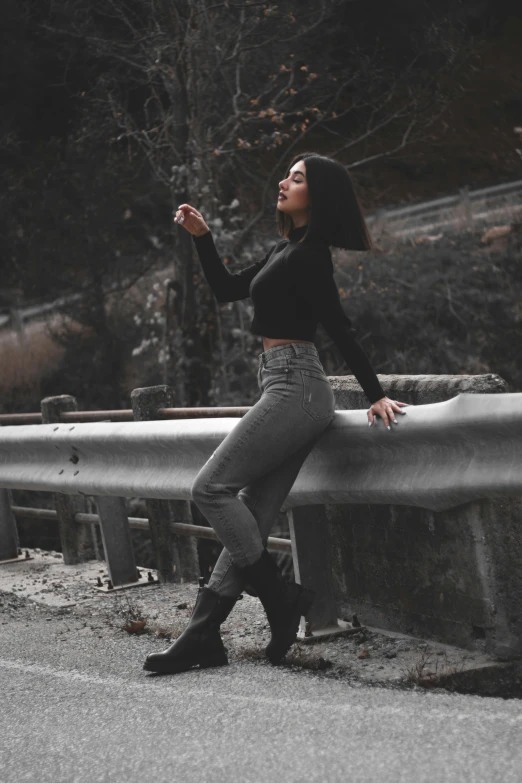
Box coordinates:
[264,359,289,371]
[300,369,335,420]
[259,359,290,392]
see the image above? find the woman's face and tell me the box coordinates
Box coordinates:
[277,160,310,226]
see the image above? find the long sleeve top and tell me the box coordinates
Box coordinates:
[192,224,386,404]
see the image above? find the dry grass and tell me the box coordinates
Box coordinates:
[142,617,192,640]
[104,591,149,633]
[400,648,467,689]
[0,265,172,410]
[234,641,333,670]
[284,643,334,670]
[0,315,85,405]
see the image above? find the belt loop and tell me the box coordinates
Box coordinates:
[290,343,298,357]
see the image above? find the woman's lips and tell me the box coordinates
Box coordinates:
[278,194,287,200]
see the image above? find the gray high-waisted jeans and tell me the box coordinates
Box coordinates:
[190,342,336,598]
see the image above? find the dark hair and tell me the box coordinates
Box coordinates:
[276,152,374,250]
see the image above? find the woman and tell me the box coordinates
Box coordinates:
[143,152,408,674]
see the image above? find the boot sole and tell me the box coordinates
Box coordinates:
[266,586,316,664]
[143,653,229,674]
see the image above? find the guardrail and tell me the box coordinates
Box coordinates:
[0,387,306,625]
[365,178,522,238]
[0,407,251,425]
[1,386,521,646]
[0,274,144,331]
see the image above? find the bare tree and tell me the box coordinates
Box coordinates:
[45,0,478,405]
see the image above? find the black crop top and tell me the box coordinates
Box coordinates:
[192,224,386,404]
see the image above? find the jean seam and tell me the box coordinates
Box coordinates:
[200,386,290,565]
[200,344,326,570]
[210,482,264,591]
[259,362,291,390]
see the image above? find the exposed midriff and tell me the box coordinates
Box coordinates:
[191,225,386,404]
[262,337,314,352]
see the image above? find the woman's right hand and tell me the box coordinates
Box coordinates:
[173,204,210,237]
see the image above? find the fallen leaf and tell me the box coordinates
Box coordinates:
[122,619,147,634]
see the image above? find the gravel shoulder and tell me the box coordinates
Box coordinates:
[0,548,518,697]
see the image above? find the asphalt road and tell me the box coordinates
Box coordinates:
[1,615,522,783]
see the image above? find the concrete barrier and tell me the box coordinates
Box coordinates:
[326,372,522,659]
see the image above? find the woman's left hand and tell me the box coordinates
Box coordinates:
[368,396,408,429]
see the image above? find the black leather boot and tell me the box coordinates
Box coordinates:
[143,584,239,674]
[237,548,315,664]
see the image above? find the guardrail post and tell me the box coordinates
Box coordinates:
[131,385,199,584]
[40,395,93,564]
[288,505,340,635]
[459,185,472,230]
[372,207,388,240]
[0,489,19,561]
[93,495,139,587]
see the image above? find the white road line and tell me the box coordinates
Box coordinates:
[1,658,521,723]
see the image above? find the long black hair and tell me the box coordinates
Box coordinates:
[276,152,374,250]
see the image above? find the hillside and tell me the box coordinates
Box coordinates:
[356,16,522,211]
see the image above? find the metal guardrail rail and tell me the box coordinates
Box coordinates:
[0,394,521,511]
[365,178,522,238]
[367,178,522,222]
[0,407,251,425]
[1,389,522,644]
[0,276,142,330]
[8,505,292,553]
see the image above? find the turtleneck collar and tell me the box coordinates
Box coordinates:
[288,224,308,243]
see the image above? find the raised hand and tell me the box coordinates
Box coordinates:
[173,204,210,237]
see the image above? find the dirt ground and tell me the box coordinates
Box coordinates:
[3,548,520,698]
